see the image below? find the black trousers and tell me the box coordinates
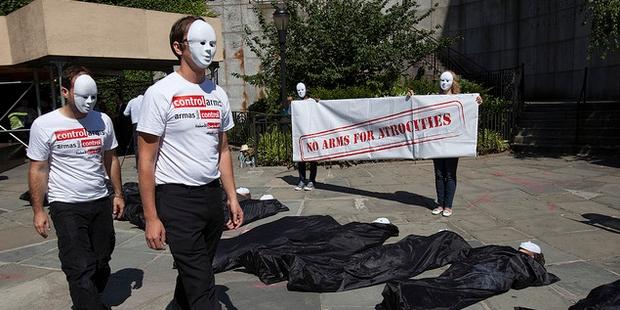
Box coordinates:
[156,182,225,310]
[298,161,317,183]
[132,123,139,169]
[49,197,115,310]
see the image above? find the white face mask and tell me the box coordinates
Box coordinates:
[439,72,454,92]
[187,20,217,69]
[296,82,306,99]
[72,75,97,114]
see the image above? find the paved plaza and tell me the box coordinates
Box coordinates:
[1,153,619,309]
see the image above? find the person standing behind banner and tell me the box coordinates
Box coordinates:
[27,65,124,309]
[123,94,143,168]
[408,71,481,217]
[293,82,318,191]
[137,16,243,310]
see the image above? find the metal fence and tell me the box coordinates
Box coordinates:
[434,47,525,141]
[228,111,291,146]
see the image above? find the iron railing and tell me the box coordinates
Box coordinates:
[432,45,525,141]
[228,111,291,146]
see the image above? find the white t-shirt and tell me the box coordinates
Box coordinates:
[27,110,118,203]
[137,72,234,186]
[123,95,143,124]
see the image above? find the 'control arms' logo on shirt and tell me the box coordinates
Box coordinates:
[55,128,88,141]
[172,95,223,108]
[199,109,220,119]
[80,138,102,148]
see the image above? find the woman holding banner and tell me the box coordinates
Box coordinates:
[293,82,318,191]
[409,71,481,217]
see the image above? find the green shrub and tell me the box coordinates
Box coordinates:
[459,79,491,95]
[311,86,382,100]
[257,127,292,166]
[477,129,509,155]
[392,77,437,96]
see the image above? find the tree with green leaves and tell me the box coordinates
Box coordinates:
[583,0,620,60]
[236,0,451,113]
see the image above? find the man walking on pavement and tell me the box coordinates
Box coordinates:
[123,94,143,168]
[28,65,124,310]
[137,16,244,309]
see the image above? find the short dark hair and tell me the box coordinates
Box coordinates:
[169,16,205,59]
[61,65,91,90]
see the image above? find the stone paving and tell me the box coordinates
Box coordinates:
[1,153,619,309]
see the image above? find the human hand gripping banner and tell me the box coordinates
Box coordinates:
[291,94,480,162]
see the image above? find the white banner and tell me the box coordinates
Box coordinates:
[291,95,479,161]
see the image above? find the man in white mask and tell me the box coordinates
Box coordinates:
[123,94,144,168]
[27,65,124,309]
[138,16,243,309]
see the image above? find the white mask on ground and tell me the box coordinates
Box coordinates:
[439,71,454,92]
[296,82,306,99]
[73,75,97,114]
[187,20,217,69]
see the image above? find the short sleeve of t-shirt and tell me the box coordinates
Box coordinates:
[102,114,118,151]
[123,102,131,116]
[216,86,234,132]
[138,87,169,137]
[27,119,51,161]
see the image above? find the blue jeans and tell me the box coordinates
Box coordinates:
[298,162,317,183]
[433,158,459,209]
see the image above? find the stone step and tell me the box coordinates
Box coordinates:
[512,143,620,156]
[513,134,620,145]
[515,127,620,137]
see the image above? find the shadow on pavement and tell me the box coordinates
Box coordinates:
[571,213,620,234]
[280,175,436,209]
[217,285,238,310]
[102,268,144,307]
[512,152,620,169]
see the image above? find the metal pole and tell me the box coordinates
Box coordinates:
[34,70,42,116]
[49,65,57,109]
[56,62,65,106]
[575,67,588,149]
[0,125,28,147]
[278,29,287,108]
[0,83,34,122]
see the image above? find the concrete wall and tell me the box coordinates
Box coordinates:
[0,17,12,66]
[0,0,224,65]
[208,0,271,111]
[210,0,619,105]
[5,0,48,65]
[437,0,620,100]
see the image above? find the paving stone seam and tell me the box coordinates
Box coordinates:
[17,262,61,271]
[549,283,581,301]
[12,246,60,264]
[546,259,587,266]
[584,257,620,276]
[116,234,145,248]
[0,239,57,254]
[478,301,492,310]
[296,200,306,216]
[139,252,170,270]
